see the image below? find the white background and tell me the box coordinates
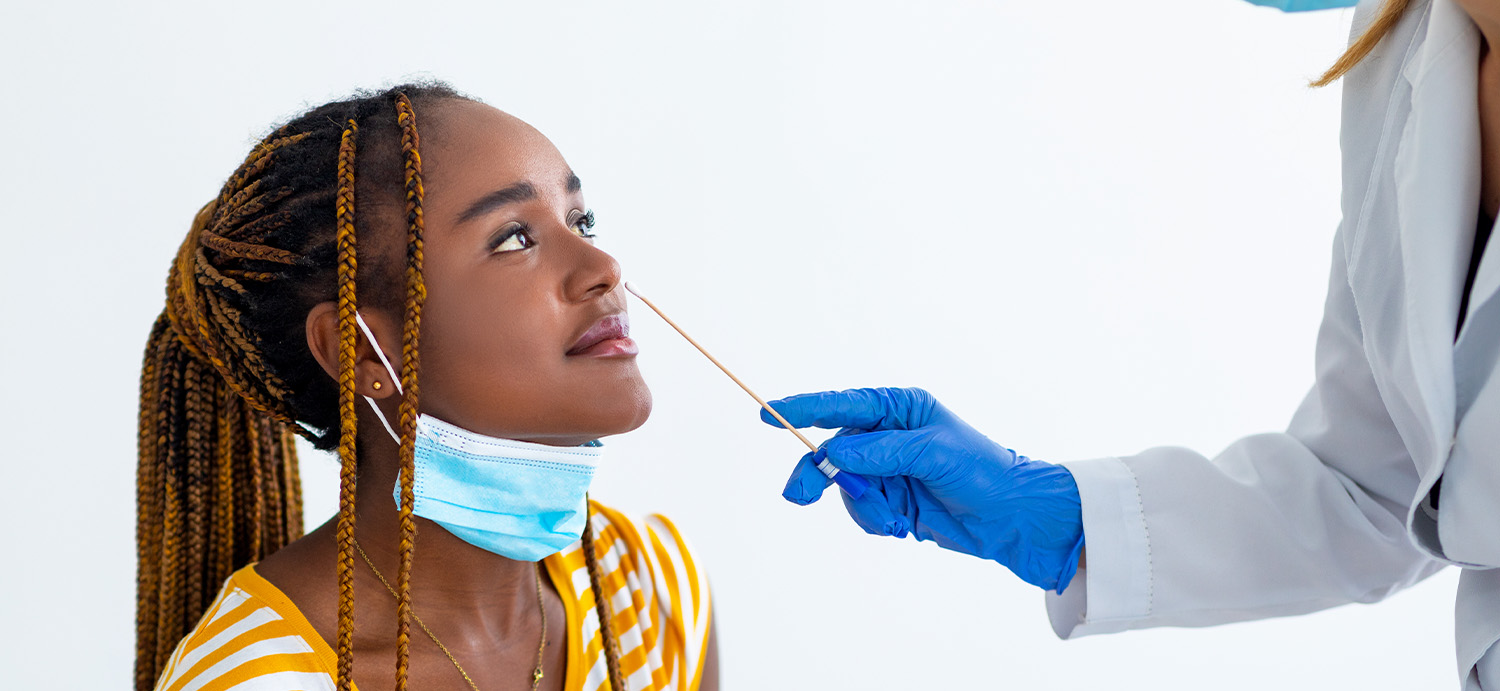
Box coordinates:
[0,1,1464,689]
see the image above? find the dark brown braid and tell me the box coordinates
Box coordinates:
[582,502,630,691]
[133,316,167,689]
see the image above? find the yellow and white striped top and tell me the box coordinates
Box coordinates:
[154,502,711,691]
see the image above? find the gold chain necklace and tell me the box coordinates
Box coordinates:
[353,540,548,691]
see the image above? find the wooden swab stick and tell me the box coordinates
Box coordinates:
[624,282,872,498]
[624,282,820,453]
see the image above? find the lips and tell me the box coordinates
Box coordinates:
[567,313,633,356]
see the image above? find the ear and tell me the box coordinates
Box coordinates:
[305,302,400,400]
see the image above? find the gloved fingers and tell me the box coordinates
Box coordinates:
[903,482,981,551]
[782,451,834,505]
[840,483,911,538]
[1242,0,1358,11]
[820,429,934,480]
[904,508,972,552]
[761,387,937,432]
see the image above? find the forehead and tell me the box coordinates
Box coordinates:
[422,101,575,209]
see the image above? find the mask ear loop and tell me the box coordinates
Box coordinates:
[356,311,600,450]
[355,311,406,444]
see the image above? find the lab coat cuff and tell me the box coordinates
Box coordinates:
[1045,456,1154,639]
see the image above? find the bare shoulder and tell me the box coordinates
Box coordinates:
[254,518,339,648]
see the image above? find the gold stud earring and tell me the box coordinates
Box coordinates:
[372,381,382,391]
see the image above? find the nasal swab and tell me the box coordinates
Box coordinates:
[624,282,871,499]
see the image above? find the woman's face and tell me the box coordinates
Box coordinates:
[371,99,650,445]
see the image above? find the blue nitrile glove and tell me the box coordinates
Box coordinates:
[763,387,1085,593]
[1242,0,1358,11]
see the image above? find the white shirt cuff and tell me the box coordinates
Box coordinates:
[1045,456,1154,638]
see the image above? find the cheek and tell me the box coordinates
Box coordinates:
[418,292,564,415]
[416,278,651,436]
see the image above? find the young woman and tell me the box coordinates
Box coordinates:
[136,83,719,691]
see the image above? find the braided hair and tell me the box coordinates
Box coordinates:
[136,83,630,691]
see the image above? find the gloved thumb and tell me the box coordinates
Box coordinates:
[820,430,930,480]
[782,451,834,505]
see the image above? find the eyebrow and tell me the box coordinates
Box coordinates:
[454,172,585,226]
[456,182,537,225]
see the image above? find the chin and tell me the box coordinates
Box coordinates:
[595,384,653,438]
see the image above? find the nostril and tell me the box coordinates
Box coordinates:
[566,242,622,303]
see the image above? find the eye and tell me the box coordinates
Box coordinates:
[571,210,597,239]
[489,224,534,254]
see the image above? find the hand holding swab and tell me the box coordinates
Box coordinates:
[624,282,871,499]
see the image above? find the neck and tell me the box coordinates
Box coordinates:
[1464,0,1500,44]
[1480,30,1500,219]
[351,434,544,641]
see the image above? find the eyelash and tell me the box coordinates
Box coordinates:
[573,210,597,239]
[488,225,533,254]
[487,210,597,254]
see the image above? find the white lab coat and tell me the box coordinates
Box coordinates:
[1046,0,1500,687]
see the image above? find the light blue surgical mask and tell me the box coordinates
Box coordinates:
[355,313,601,562]
[1242,0,1357,11]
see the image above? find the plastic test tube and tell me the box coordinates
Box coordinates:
[814,448,872,499]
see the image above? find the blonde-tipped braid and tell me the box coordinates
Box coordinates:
[333,119,361,691]
[391,91,428,691]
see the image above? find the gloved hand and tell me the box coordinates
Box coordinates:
[1242,0,1358,11]
[763,387,1085,593]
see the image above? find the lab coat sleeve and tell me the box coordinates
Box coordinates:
[1045,228,1445,638]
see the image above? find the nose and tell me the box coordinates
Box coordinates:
[561,231,622,304]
